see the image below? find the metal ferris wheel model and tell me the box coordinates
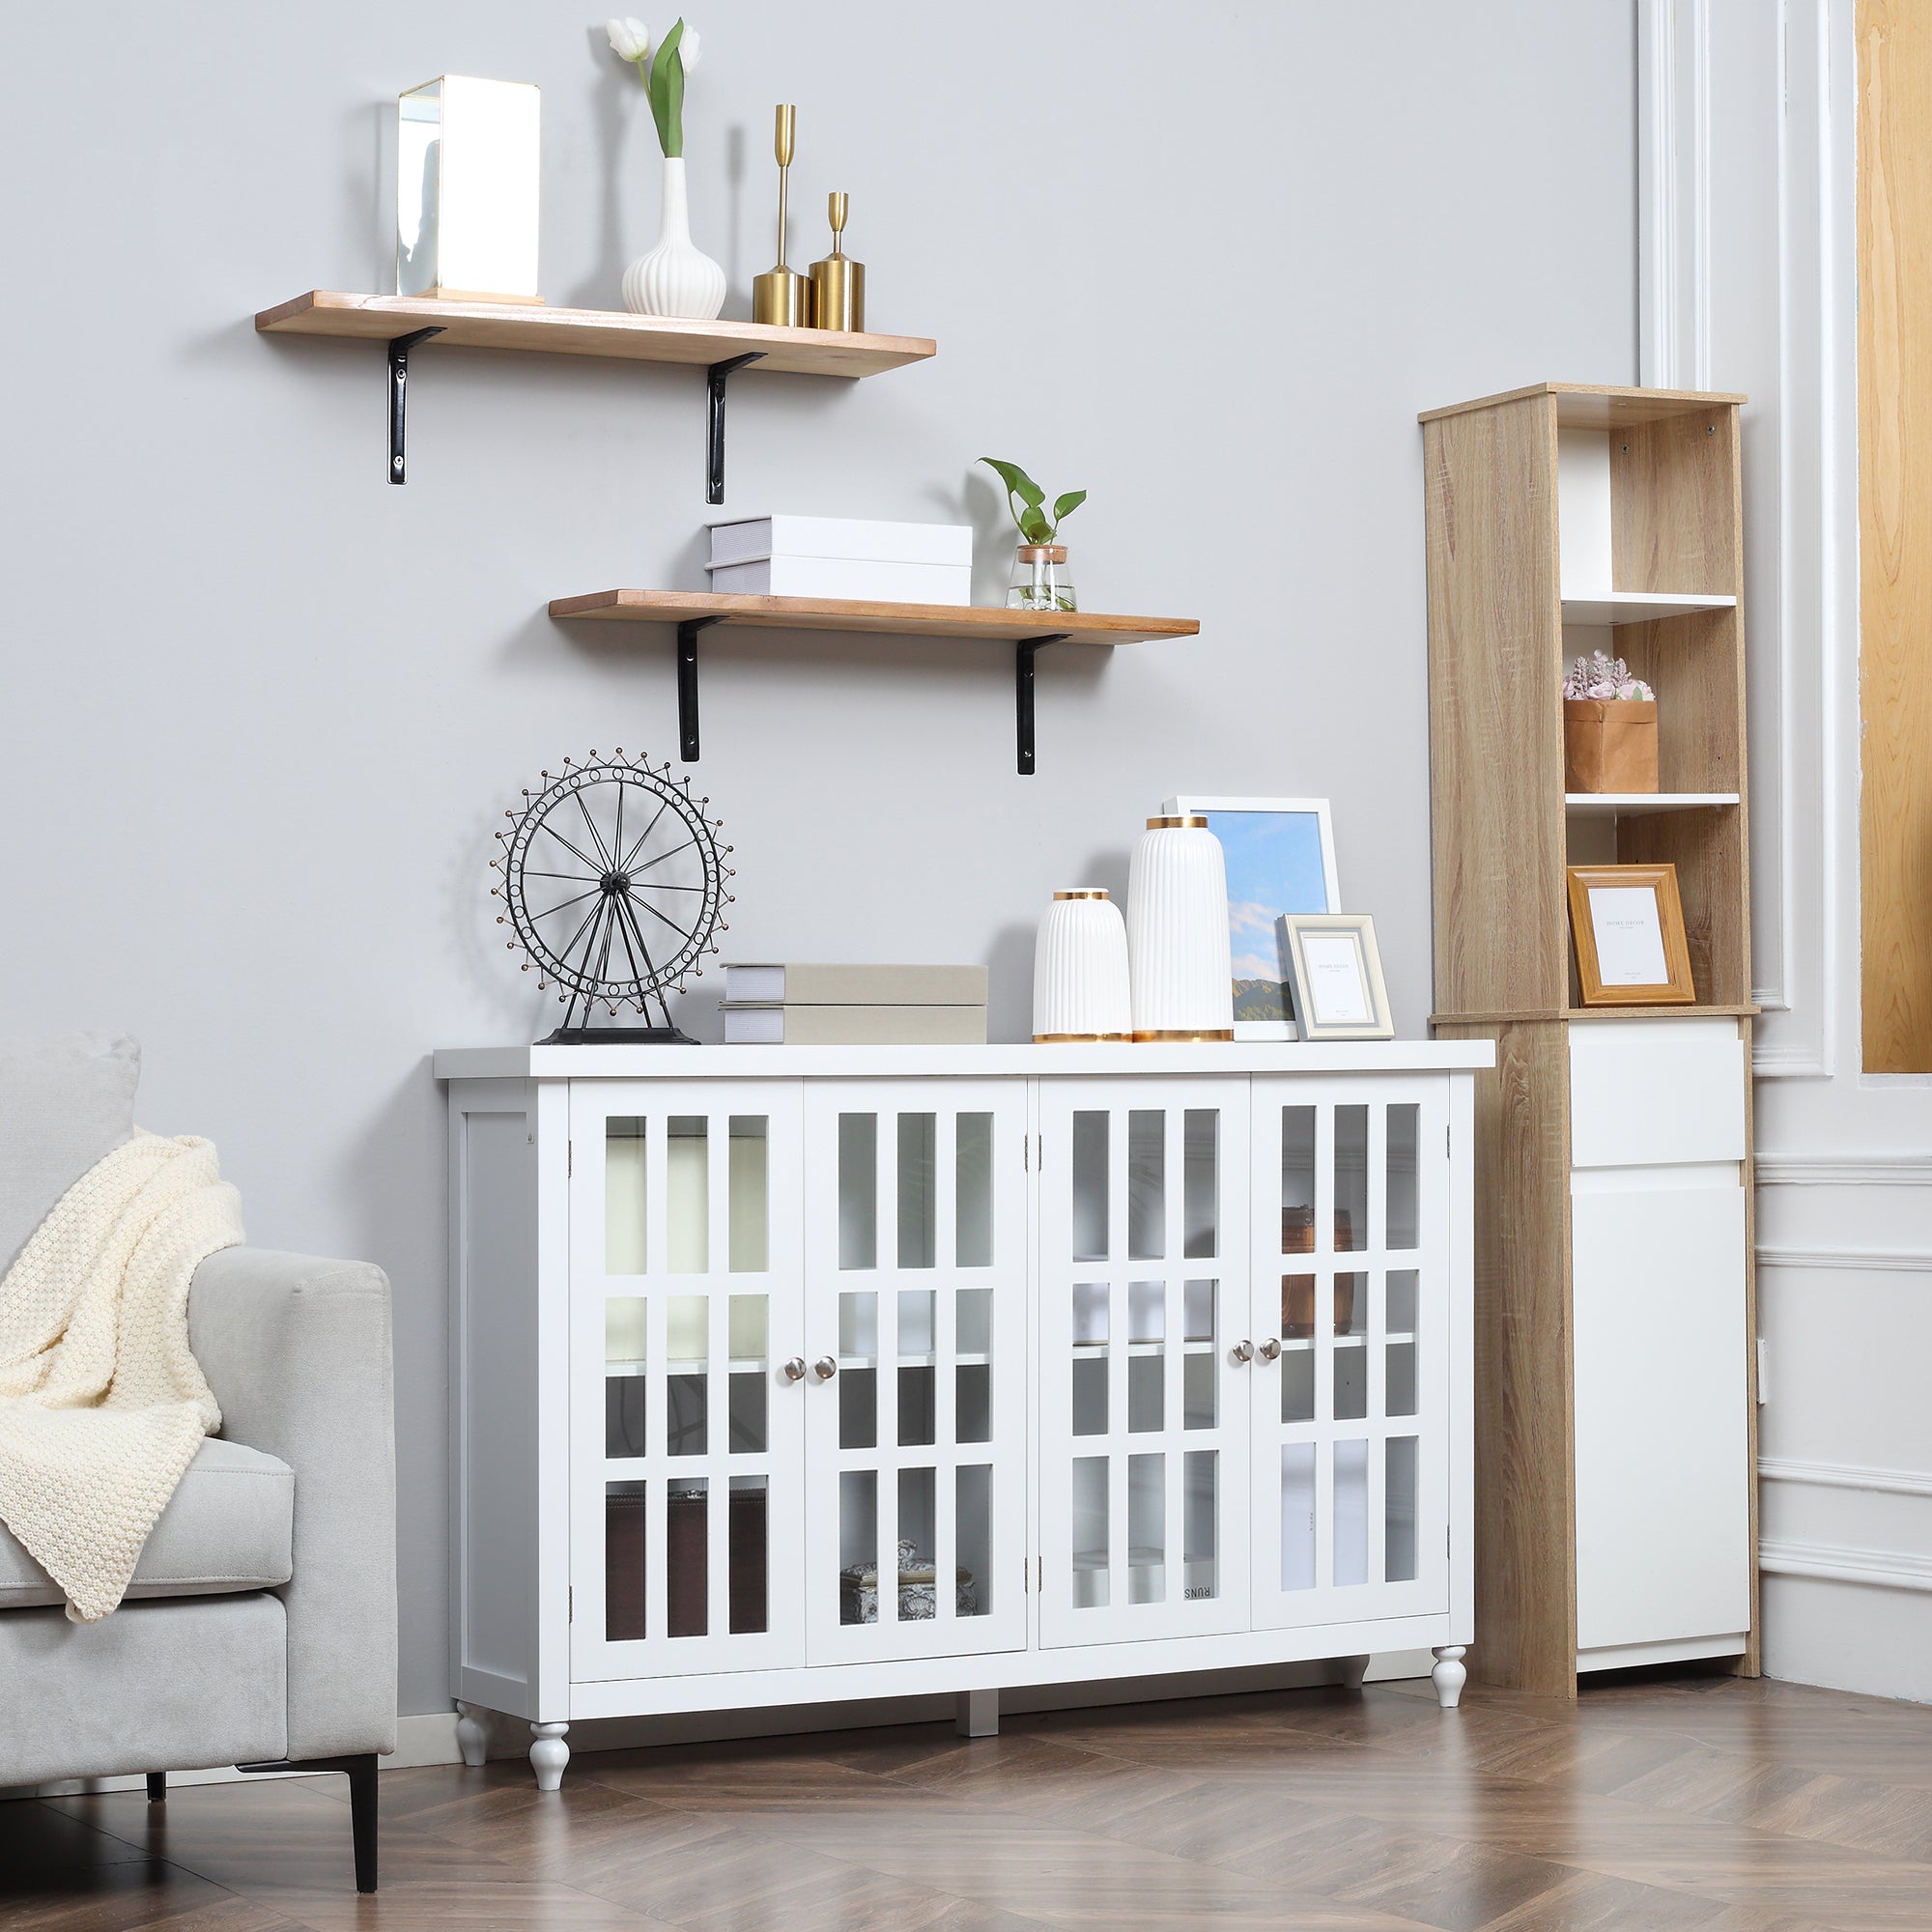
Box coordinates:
[492,750,734,1044]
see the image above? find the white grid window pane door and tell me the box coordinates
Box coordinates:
[1249,1078,1450,1632]
[569,1082,807,1681]
[803,1082,1028,1664]
[1039,1080,1250,1647]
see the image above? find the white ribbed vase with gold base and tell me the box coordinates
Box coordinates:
[1033,890,1132,1042]
[1126,815,1235,1041]
[622,157,726,320]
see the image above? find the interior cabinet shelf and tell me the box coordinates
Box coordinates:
[548,590,1201,775]
[1559,592,1737,625]
[1563,791,1741,815]
[255,290,935,495]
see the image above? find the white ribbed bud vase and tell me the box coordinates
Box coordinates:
[1126,815,1235,1041]
[622,157,726,320]
[1033,891,1132,1042]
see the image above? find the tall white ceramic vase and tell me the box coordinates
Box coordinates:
[622,156,726,319]
[1126,815,1235,1041]
[1033,891,1132,1041]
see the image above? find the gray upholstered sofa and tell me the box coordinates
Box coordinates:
[0,1033,396,1891]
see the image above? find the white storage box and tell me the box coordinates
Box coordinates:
[706,515,973,605]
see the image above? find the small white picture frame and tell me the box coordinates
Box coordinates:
[1281,914,1394,1040]
[1162,795,1340,1040]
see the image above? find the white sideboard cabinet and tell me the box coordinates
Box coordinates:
[436,1040,1488,1787]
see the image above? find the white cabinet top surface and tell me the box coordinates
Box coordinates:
[434,1039,1495,1081]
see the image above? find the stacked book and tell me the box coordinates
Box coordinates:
[705,516,973,604]
[721,964,988,1045]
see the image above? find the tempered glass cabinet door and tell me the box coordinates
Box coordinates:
[569,1080,806,1680]
[1037,1079,1251,1647]
[1250,1076,1451,1630]
[802,1082,1028,1664]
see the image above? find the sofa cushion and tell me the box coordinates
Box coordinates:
[0,1592,287,1787]
[0,1436,294,1610]
[0,1031,139,1277]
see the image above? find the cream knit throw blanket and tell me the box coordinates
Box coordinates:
[0,1132,242,1622]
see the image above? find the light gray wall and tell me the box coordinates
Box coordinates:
[0,2,1636,1715]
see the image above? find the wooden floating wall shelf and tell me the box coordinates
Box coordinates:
[547,589,1200,774]
[254,292,937,497]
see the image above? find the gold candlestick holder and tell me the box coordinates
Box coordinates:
[809,191,865,332]
[752,105,809,327]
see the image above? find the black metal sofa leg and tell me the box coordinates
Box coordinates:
[146,1773,166,1804]
[237,1752,380,1892]
[345,1754,377,1893]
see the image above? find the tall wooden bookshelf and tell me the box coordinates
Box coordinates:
[1419,383,1759,1698]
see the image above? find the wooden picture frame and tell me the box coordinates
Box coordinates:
[1565,863,1696,1006]
[1280,913,1394,1039]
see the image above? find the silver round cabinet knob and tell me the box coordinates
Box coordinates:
[781,1356,808,1381]
[813,1355,838,1380]
[1231,1339,1254,1364]
[1258,1337,1282,1362]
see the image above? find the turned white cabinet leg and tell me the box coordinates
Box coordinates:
[529,1721,570,1789]
[1432,1646,1467,1709]
[454,1702,488,1768]
[1336,1654,1371,1690]
[955,1689,999,1738]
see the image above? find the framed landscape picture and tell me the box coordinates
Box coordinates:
[1162,795,1340,1038]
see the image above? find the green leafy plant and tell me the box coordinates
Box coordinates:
[606,17,700,158]
[979,458,1087,547]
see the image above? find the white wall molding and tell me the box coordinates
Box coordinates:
[1760,1455,1932,1495]
[1755,1155,1932,1186]
[1638,0,1713,389]
[1646,0,1840,1060]
[1754,0,1845,1074]
[1761,1536,1932,1594]
[1757,1244,1932,1272]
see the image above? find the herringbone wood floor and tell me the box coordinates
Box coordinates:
[9,1670,1932,1931]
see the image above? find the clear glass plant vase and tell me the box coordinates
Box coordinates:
[1008,543,1077,613]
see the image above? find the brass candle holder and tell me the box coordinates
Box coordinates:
[752,104,809,327]
[809,192,865,332]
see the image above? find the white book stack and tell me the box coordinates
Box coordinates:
[721,963,988,1045]
[706,516,973,604]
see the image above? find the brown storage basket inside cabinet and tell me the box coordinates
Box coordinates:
[606,1488,647,1642]
[605,1485,769,1641]
[1563,698,1659,792]
[1282,1208,1358,1336]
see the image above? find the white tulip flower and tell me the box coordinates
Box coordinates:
[606,17,650,62]
[676,24,700,71]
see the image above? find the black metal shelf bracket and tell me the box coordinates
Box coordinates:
[1014,634,1071,776]
[705,353,766,505]
[676,614,726,761]
[386,327,444,484]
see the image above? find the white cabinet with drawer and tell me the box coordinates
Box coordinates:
[437,1040,1485,1786]
[1569,1018,1752,1671]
